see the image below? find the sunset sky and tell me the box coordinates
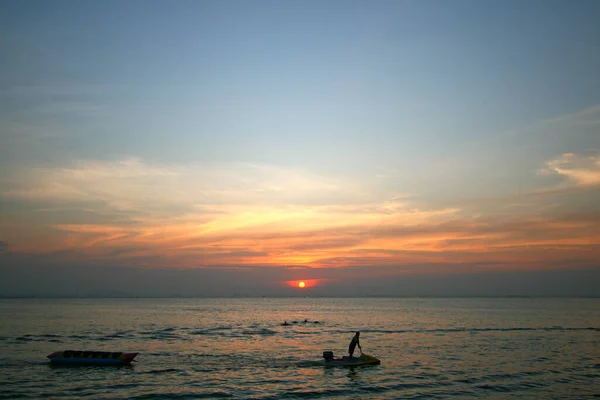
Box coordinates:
[1,0,599,296]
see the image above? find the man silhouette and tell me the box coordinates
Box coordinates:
[348,331,361,359]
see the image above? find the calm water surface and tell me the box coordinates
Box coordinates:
[0,298,598,399]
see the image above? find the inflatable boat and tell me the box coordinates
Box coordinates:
[322,351,380,367]
[47,350,138,365]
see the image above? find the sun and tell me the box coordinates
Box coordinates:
[285,279,320,289]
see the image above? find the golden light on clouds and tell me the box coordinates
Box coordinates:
[1,150,600,272]
[541,152,600,187]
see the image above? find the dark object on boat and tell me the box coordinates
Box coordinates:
[321,350,380,366]
[47,350,138,365]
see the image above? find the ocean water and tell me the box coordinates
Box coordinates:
[0,297,598,399]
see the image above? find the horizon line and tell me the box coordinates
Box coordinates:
[1,295,599,299]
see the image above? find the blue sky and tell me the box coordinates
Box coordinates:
[1,0,599,296]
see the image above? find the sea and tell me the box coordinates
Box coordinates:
[0,297,598,399]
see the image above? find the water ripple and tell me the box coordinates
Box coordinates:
[1,298,599,399]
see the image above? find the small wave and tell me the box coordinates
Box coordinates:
[11,334,65,344]
[189,330,211,335]
[518,380,547,389]
[145,335,189,341]
[141,368,185,375]
[131,391,233,399]
[190,326,278,337]
[15,335,35,342]
[351,326,599,334]
[108,383,141,390]
[579,373,600,379]
[296,362,321,368]
[387,382,432,390]
[69,334,92,340]
[241,329,277,336]
[139,330,177,336]
[103,331,136,340]
[189,326,233,335]
[138,328,185,340]
[477,383,513,392]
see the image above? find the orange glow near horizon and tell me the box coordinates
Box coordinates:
[2,150,600,274]
[5,209,600,271]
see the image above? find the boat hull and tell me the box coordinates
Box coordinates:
[324,353,381,367]
[47,351,138,365]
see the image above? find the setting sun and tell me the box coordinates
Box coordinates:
[285,279,322,289]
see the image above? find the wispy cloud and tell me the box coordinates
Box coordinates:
[540,151,600,187]
[1,157,467,263]
[2,150,600,271]
[2,95,600,272]
[3,158,370,214]
[0,84,119,146]
[16,205,596,270]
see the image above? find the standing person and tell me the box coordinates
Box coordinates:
[348,331,361,359]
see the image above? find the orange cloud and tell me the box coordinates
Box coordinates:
[1,154,599,274]
[15,206,591,272]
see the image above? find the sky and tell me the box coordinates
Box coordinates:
[1,0,599,297]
